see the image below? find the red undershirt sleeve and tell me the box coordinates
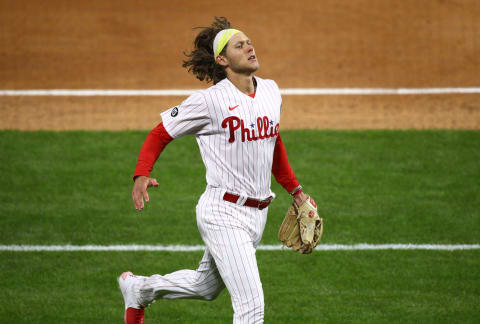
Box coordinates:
[133,122,174,180]
[272,134,301,194]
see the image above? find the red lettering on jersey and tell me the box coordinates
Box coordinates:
[263,117,269,138]
[257,117,265,139]
[222,116,279,143]
[221,116,241,143]
[240,120,249,142]
[240,120,258,141]
[251,129,258,141]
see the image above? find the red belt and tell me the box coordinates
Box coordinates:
[223,192,273,210]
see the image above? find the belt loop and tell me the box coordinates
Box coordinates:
[236,195,248,206]
[220,188,227,200]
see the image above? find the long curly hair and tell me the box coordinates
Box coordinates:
[182,17,232,84]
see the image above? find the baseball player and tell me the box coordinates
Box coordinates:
[118,17,311,324]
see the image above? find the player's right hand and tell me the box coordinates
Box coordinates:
[132,176,159,210]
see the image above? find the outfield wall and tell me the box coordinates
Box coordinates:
[0,0,479,129]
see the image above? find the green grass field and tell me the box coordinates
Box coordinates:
[1,130,479,323]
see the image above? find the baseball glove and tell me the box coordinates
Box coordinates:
[278,195,323,254]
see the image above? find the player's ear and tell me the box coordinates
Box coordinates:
[215,55,229,67]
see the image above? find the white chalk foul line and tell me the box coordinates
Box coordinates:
[1,87,480,96]
[0,244,479,252]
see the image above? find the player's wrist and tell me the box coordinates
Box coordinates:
[294,191,307,204]
[133,175,149,182]
[289,185,303,196]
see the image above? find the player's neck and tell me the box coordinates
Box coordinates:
[227,73,256,95]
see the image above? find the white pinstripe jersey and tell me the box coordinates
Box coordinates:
[161,76,282,199]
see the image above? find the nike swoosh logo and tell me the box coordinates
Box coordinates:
[229,105,239,111]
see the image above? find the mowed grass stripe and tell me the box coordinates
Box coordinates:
[1,244,480,251]
[0,130,479,245]
[1,250,479,323]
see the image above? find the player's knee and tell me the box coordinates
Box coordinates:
[200,282,225,301]
[201,288,223,301]
[194,269,225,301]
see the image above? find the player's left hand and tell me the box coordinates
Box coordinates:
[293,191,308,207]
[132,176,159,210]
[278,194,324,254]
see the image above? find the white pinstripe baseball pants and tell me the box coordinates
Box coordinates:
[136,187,268,324]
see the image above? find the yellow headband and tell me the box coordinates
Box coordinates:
[213,29,241,58]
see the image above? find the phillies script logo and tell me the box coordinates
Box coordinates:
[221,116,279,143]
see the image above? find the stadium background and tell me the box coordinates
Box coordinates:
[1,0,479,130]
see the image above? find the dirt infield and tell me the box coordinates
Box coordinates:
[2,94,479,130]
[1,0,479,130]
